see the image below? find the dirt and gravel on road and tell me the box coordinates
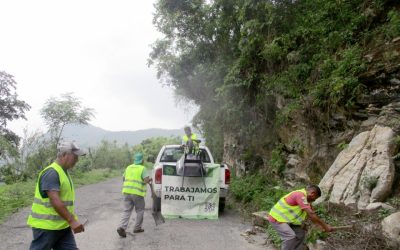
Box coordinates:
[0,177,273,250]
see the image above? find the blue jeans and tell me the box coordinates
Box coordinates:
[30,227,78,250]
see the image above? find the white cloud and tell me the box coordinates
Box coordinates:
[0,0,198,135]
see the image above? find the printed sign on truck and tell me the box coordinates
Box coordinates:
[161,163,220,219]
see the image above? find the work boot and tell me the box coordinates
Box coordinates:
[133,228,144,233]
[117,227,126,238]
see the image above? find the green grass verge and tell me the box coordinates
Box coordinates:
[0,168,123,224]
[69,168,123,186]
[0,180,35,224]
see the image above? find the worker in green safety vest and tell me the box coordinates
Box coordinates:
[27,141,86,250]
[117,152,152,238]
[182,125,200,155]
[267,185,334,250]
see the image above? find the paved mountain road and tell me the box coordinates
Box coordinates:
[0,177,273,250]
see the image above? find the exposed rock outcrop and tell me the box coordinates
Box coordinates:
[317,125,396,210]
[381,212,400,249]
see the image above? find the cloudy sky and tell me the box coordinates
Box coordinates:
[0,0,197,136]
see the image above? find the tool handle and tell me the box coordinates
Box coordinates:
[332,225,353,230]
[148,183,157,198]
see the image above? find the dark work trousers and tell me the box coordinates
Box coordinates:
[270,222,306,250]
[29,227,78,250]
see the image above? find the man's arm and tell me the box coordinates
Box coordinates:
[304,208,333,232]
[143,176,152,184]
[47,191,84,234]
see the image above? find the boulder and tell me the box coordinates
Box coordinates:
[381,212,400,248]
[365,202,395,212]
[307,240,327,250]
[317,125,395,210]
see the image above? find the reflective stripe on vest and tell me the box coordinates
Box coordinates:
[33,198,74,208]
[122,164,146,197]
[27,162,76,230]
[268,189,307,225]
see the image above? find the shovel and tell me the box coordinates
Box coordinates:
[149,183,165,226]
[332,225,354,230]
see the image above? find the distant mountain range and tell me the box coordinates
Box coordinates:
[61,124,183,147]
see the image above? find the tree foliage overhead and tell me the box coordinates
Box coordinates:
[0,71,30,156]
[150,0,400,160]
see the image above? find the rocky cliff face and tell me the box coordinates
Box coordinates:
[222,37,400,197]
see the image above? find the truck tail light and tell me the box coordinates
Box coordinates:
[225,168,230,184]
[155,168,162,184]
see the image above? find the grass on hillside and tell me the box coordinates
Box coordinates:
[0,168,123,224]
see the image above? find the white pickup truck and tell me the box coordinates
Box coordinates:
[151,144,230,212]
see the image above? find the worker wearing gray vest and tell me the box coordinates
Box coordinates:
[117,153,152,237]
[27,141,86,250]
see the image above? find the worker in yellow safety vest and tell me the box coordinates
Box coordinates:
[27,141,86,250]
[182,125,200,155]
[268,185,334,250]
[117,153,152,238]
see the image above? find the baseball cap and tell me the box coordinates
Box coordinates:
[57,141,86,156]
[134,153,143,164]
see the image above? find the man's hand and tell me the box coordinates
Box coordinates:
[304,208,335,233]
[47,191,85,234]
[323,224,334,232]
[69,220,85,234]
[144,176,152,184]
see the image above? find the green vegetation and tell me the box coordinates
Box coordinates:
[40,93,94,146]
[0,71,30,158]
[0,134,177,224]
[265,223,281,246]
[388,196,400,209]
[269,145,286,175]
[150,0,400,175]
[150,3,399,247]
[289,138,304,156]
[0,180,34,224]
[337,142,349,151]
[306,229,328,244]
[362,176,379,191]
[132,136,181,161]
[229,174,286,247]
[230,174,287,211]
[229,174,349,248]
[0,168,121,224]
[69,168,122,187]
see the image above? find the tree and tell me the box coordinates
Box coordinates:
[132,136,181,161]
[0,71,30,157]
[40,93,95,146]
